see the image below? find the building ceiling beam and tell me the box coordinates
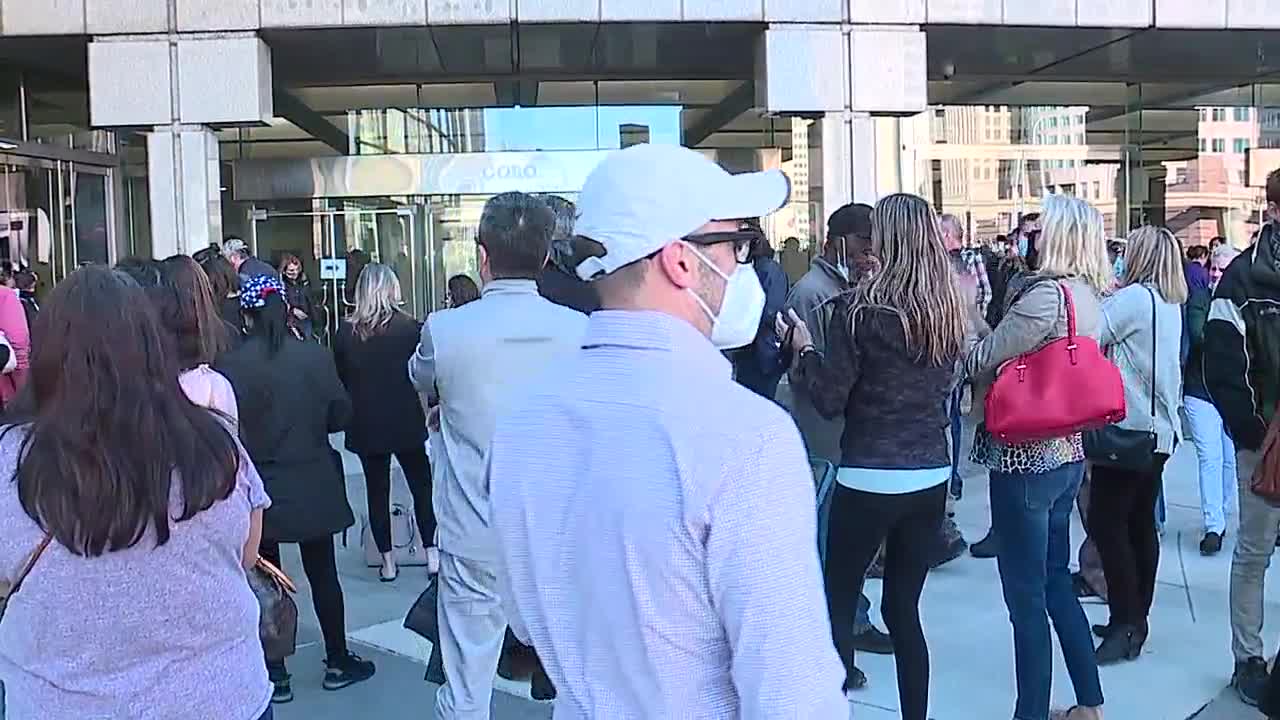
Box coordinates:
[493,79,539,107]
[273,89,350,154]
[683,81,753,147]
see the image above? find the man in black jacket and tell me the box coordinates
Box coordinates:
[222,237,278,284]
[535,195,600,315]
[1205,167,1280,709]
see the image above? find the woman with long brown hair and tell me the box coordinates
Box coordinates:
[334,264,434,582]
[159,255,237,418]
[782,193,966,719]
[278,252,317,339]
[0,266,271,720]
[195,247,245,342]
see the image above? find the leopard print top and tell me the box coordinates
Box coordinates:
[971,423,1085,475]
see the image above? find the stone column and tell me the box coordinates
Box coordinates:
[89,33,273,257]
[757,23,926,226]
[146,126,223,257]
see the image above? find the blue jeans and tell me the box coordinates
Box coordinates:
[991,462,1103,720]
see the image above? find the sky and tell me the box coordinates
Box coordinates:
[482,105,682,152]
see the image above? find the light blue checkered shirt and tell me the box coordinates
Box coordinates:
[488,310,847,719]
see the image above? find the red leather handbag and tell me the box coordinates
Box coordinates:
[984,281,1126,444]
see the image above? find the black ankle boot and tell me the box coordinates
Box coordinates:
[1095,623,1143,665]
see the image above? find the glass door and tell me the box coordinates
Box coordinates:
[334,205,423,319]
[0,156,115,297]
[249,202,430,342]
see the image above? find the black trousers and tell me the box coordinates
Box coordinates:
[357,448,435,554]
[260,536,347,665]
[1087,454,1168,628]
[1264,653,1280,717]
[824,481,946,720]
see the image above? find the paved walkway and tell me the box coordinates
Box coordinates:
[266,417,1280,720]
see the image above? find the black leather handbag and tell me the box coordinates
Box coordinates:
[404,575,439,643]
[1084,287,1159,470]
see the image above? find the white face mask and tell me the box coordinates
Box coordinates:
[685,243,766,350]
[834,237,850,281]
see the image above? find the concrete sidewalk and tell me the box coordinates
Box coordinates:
[261,422,1279,720]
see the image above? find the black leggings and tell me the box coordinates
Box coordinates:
[260,536,347,665]
[357,448,435,554]
[1087,455,1167,628]
[824,481,946,720]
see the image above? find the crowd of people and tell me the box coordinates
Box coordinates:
[3,142,1280,720]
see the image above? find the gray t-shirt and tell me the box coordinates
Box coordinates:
[0,427,272,720]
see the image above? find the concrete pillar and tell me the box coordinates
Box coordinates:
[757,23,925,228]
[89,33,272,257]
[147,126,223,257]
[808,114,853,224]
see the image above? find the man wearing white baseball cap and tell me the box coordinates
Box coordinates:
[487,144,847,717]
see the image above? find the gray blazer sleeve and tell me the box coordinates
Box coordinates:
[408,315,438,402]
[964,281,1062,382]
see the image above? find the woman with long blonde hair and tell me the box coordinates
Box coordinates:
[334,264,434,582]
[964,193,1107,720]
[783,193,965,718]
[1088,225,1186,664]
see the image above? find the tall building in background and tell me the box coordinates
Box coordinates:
[352,107,487,155]
[1161,106,1262,245]
[779,117,811,247]
[619,123,650,148]
[915,105,1114,239]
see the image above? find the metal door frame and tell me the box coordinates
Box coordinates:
[0,153,118,283]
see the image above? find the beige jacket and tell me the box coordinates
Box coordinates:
[964,276,1103,422]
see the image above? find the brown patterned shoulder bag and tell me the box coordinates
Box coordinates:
[1252,400,1280,505]
[0,533,52,622]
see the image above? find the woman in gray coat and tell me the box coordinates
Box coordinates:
[1089,226,1187,664]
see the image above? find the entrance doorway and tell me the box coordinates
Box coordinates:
[249,202,428,341]
[0,154,114,294]
[230,150,608,328]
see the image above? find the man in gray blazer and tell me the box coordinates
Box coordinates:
[409,192,588,719]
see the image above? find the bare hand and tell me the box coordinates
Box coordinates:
[855,254,881,280]
[777,309,813,352]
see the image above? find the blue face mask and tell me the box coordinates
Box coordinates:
[1113,255,1126,280]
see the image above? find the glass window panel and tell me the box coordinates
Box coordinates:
[73,173,109,266]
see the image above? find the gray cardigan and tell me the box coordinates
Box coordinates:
[1098,283,1184,454]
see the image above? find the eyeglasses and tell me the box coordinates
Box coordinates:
[683,230,757,264]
